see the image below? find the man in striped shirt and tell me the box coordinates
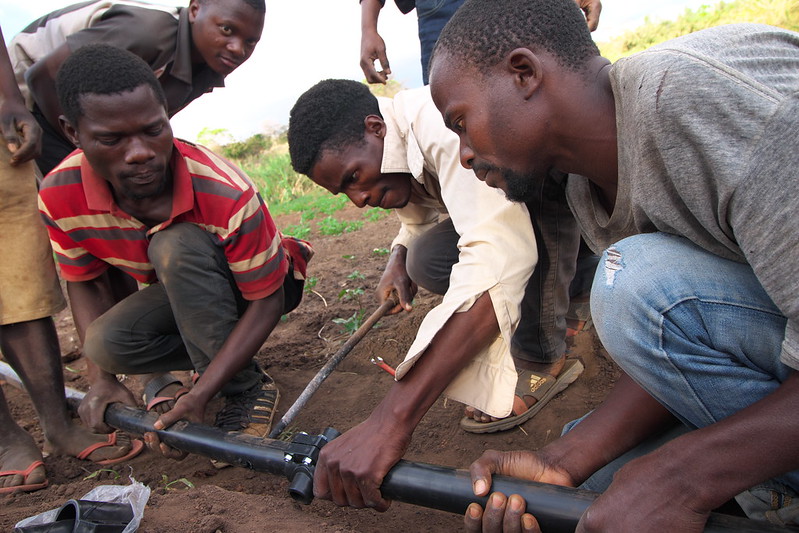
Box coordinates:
[38,45,312,450]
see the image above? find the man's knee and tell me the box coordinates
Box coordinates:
[83,315,129,374]
[149,223,217,271]
[590,234,679,359]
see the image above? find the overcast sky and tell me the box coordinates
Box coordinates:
[2,0,711,142]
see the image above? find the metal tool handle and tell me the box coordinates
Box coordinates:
[268,295,398,438]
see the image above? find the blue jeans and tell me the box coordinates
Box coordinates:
[584,232,799,516]
[415,0,465,84]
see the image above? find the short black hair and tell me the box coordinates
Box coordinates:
[56,44,167,126]
[288,79,381,176]
[432,0,599,75]
[197,0,265,13]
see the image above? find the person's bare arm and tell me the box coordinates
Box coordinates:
[465,371,799,532]
[25,43,72,137]
[0,26,42,165]
[576,370,799,532]
[314,291,499,510]
[360,0,391,83]
[68,275,138,432]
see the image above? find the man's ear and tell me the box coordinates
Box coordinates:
[363,114,386,139]
[59,116,80,148]
[188,0,200,22]
[505,48,543,100]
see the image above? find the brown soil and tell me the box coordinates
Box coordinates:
[1,205,619,532]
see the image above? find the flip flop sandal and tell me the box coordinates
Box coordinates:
[142,373,190,412]
[0,460,48,495]
[460,358,585,434]
[76,432,145,466]
[14,499,134,533]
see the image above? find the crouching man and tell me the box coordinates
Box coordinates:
[38,44,312,455]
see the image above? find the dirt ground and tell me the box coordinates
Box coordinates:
[1,204,620,532]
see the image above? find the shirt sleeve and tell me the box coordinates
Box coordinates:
[223,190,289,301]
[37,194,109,282]
[393,97,538,418]
[65,5,177,69]
[730,93,799,370]
[391,200,440,250]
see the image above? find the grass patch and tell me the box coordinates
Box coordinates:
[281,223,311,240]
[318,216,364,236]
[363,207,390,221]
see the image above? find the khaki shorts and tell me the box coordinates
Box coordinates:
[0,145,65,325]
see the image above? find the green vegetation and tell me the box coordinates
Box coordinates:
[347,270,366,281]
[338,287,365,302]
[303,275,319,294]
[363,207,390,222]
[318,215,364,236]
[333,309,368,335]
[161,475,195,491]
[83,468,120,481]
[598,0,799,61]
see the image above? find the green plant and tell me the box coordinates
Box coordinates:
[338,287,365,302]
[347,270,366,281]
[161,474,195,491]
[303,275,319,294]
[372,247,390,256]
[318,216,364,236]
[281,222,311,239]
[363,207,390,221]
[332,309,367,335]
[342,254,356,260]
[83,468,120,481]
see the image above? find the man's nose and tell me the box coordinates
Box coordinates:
[348,190,369,209]
[125,137,155,164]
[459,141,475,169]
[227,37,246,59]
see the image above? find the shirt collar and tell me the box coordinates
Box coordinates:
[82,140,195,223]
[171,7,225,89]
[377,97,413,176]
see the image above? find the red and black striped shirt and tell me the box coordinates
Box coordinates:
[38,139,312,301]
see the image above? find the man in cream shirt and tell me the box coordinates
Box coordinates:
[288,79,588,510]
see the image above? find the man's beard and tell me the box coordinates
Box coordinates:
[473,162,536,203]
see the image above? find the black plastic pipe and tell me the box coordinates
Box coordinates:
[100,403,789,533]
[0,364,787,532]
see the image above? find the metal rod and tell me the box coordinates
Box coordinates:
[268,296,397,438]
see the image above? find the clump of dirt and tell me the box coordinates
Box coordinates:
[1,205,618,532]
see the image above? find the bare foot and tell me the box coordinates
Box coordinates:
[464,356,567,423]
[0,425,46,491]
[44,423,138,463]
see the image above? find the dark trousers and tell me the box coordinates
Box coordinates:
[406,174,597,364]
[83,223,303,397]
[415,0,466,84]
